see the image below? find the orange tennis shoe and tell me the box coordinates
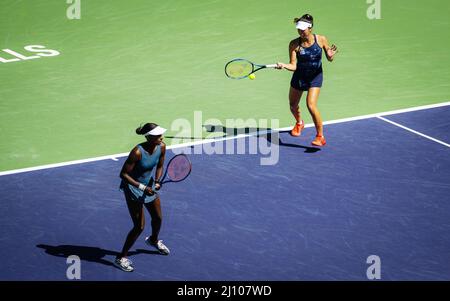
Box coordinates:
[290,121,304,137]
[312,135,326,146]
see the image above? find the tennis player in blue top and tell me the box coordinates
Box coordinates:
[276,14,338,146]
[114,123,170,272]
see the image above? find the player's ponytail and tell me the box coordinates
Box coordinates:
[294,14,314,27]
[136,123,158,135]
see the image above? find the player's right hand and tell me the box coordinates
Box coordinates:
[276,63,284,69]
[145,187,155,196]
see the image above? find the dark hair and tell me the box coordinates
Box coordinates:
[136,122,158,135]
[294,14,314,27]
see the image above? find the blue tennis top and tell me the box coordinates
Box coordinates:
[295,34,323,75]
[120,144,161,203]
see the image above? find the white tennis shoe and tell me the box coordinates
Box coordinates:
[145,237,170,255]
[114,257,134,272]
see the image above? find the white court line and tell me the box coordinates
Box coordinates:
[377,116,450,148]
[0,101,449,177]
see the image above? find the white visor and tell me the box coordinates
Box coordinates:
[296,21,312,30]
[144,126,167,136]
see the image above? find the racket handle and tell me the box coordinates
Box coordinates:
[265,64,278,68]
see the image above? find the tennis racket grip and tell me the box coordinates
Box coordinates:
[154,179,164,189]
[265,64,278,68]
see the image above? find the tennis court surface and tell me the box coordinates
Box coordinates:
[1,104,449,280]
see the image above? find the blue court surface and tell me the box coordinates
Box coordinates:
[0,105,449,281]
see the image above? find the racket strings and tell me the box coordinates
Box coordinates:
[167,156,191,181]
[225,60,253,78]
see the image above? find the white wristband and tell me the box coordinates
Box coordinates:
[138,183,147,191]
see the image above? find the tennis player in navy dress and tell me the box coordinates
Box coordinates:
[276,14,338,146]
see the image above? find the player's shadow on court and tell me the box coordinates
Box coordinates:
[261,132,321,153]
[204,125,320,153]
[36,244,162,267]
[204,124,269,137]
[164,125,269,140]
[166,124,320,153]
[274,136,321,153]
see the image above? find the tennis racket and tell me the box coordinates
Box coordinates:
[155,154,192,191]
[224,58,277,79]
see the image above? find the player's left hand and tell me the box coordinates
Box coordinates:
[327,44,338,58]
[155,183,161,191]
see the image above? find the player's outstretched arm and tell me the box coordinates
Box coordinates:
[321,35,338,62]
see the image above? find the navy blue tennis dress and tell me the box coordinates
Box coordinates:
[290,34,323,91]
[120,144,160,203]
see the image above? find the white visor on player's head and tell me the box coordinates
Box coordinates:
[144,126,167,136]
[296,20,312,30]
